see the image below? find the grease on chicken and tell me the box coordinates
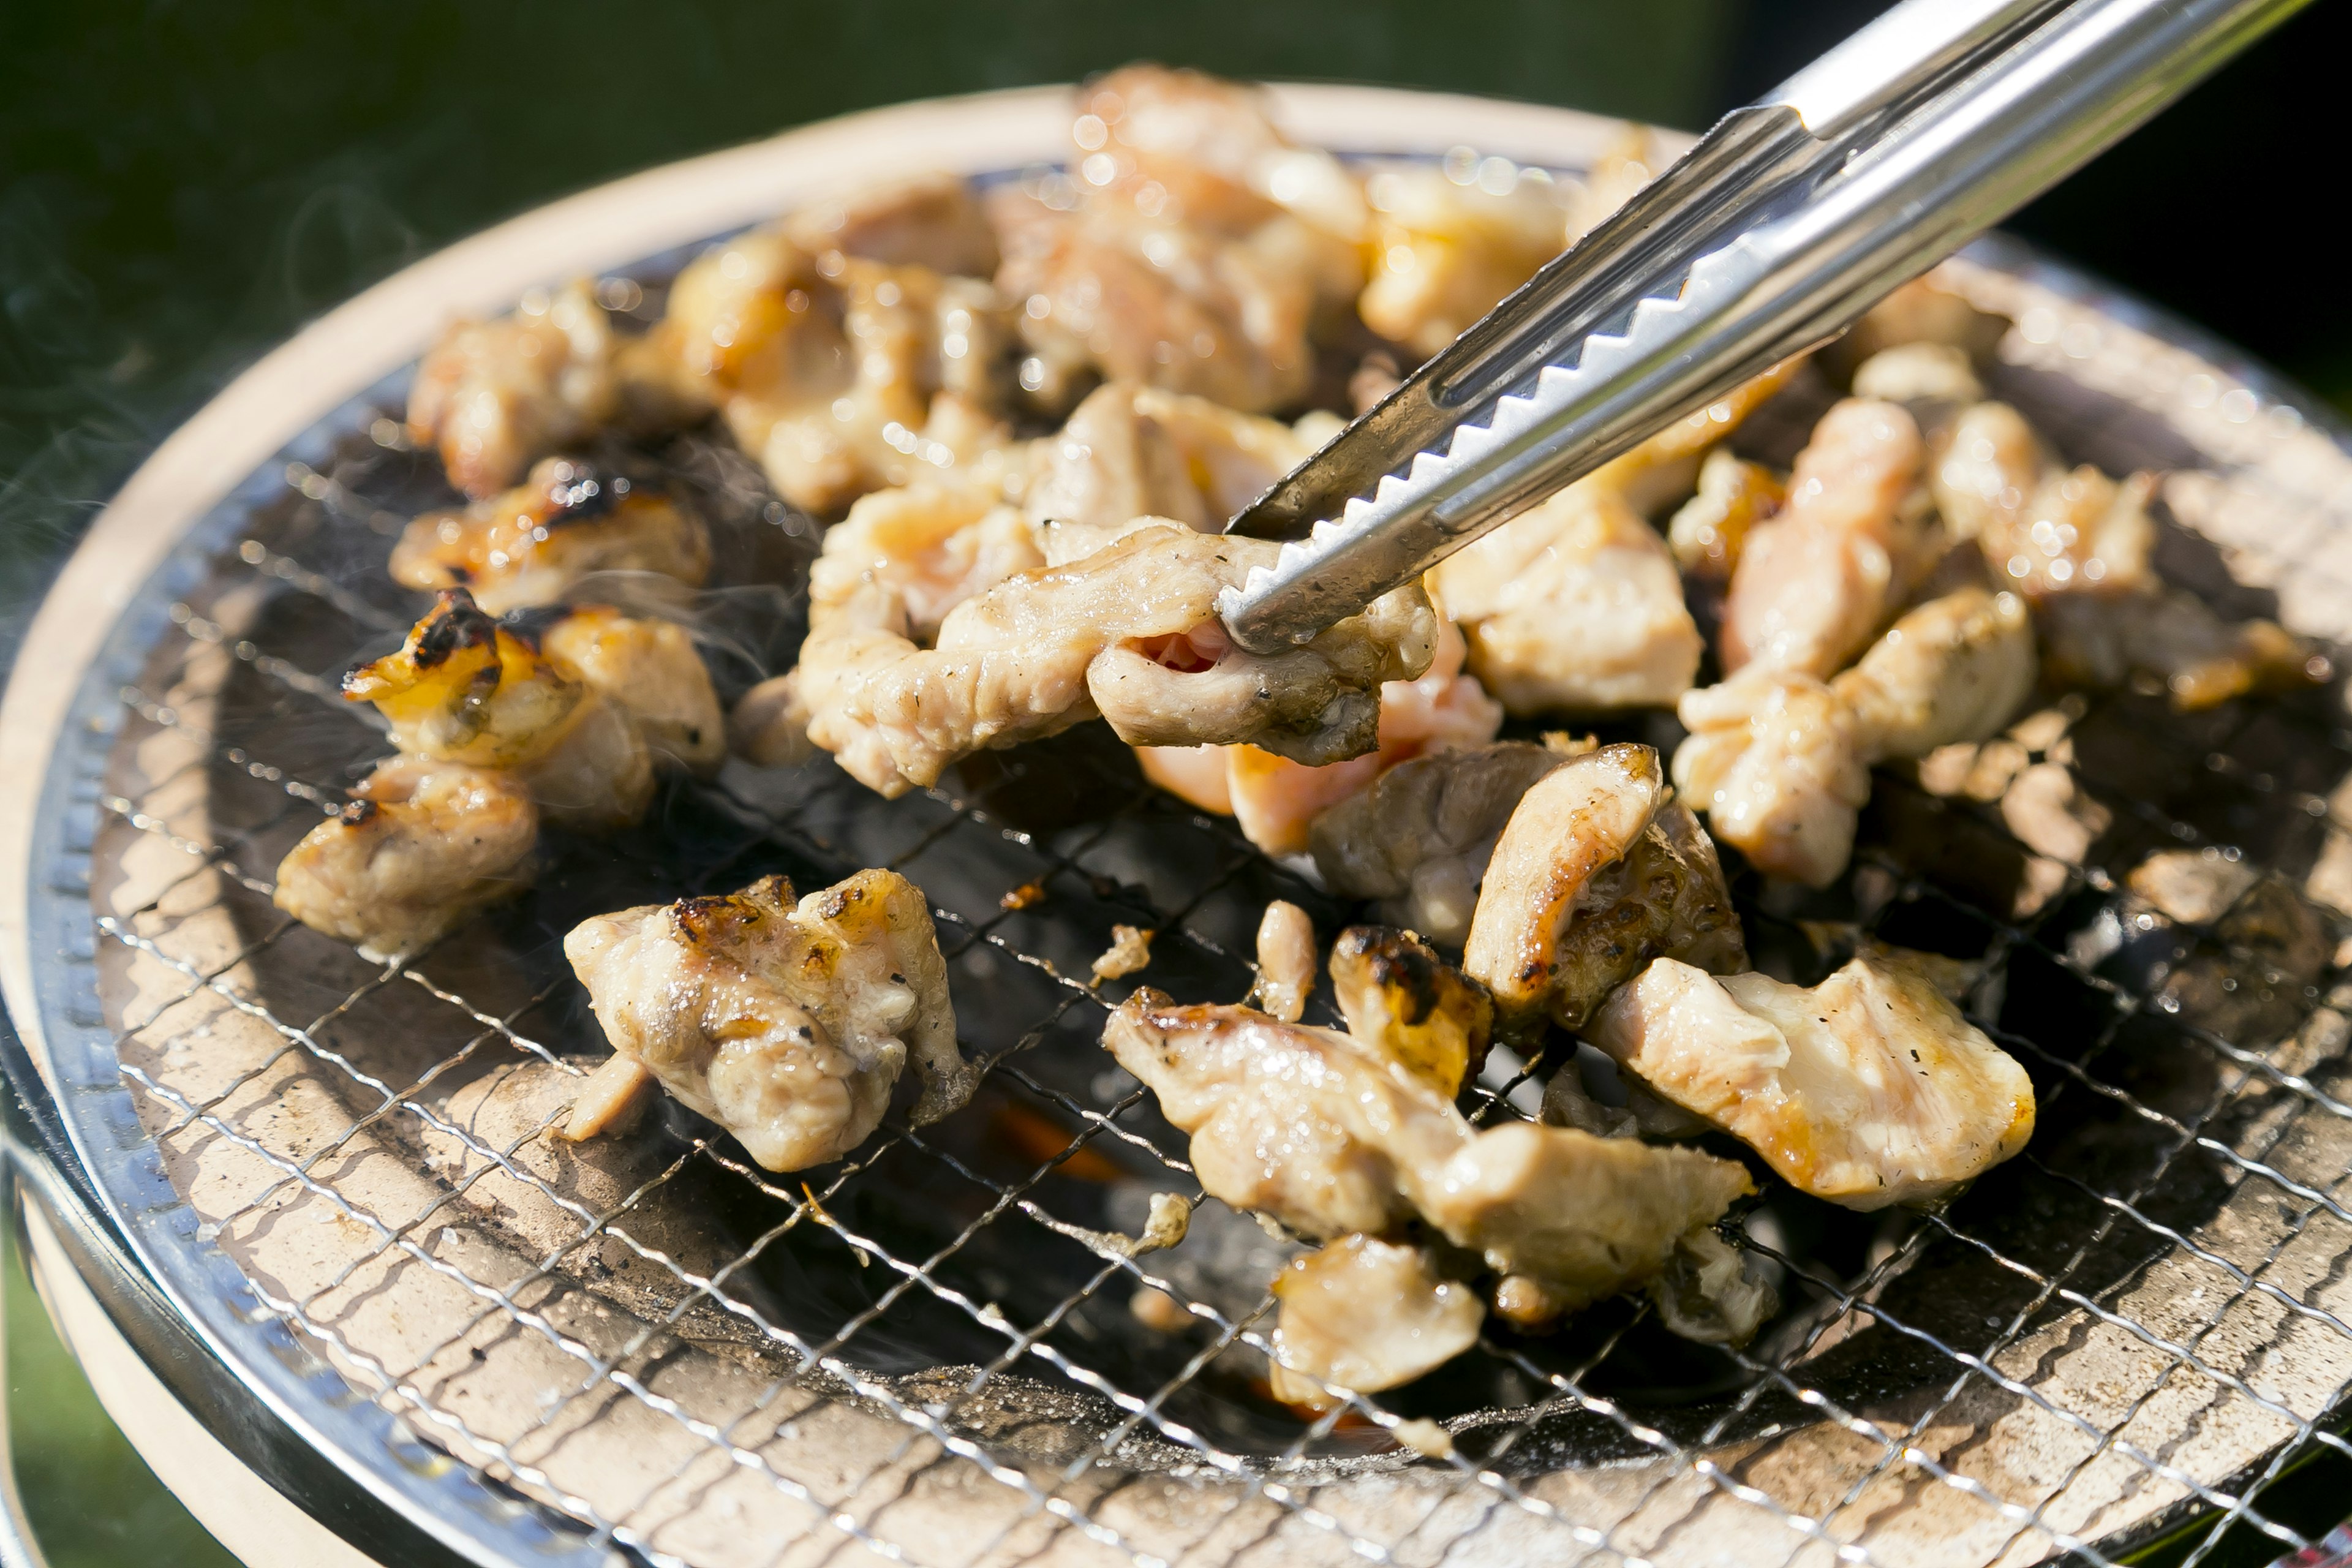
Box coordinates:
[1308,741,1565,947]
[1268,1235,1483,1408]
[993,67,1359,413]
[1462,742,1745,1042]
[344,590,652,832]
[407,279,621,499]
[1105,989,1751,1317]
[389,458,711,615]
[1590,954,2036,1209]
[1675,587,2036,887]
[273,758,538,961]
[790,522,1436,797]
[564,870,972,1171]
[1329,925,1491,1096]
[1721,398,1939,679]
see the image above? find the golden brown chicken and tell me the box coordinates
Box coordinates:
[1590,952,2035,1209]
[389,458,710,616]
[273,758,538,961]
[564,870,972,1170]
[1268,1235,1483,1407]
[1462,742,1746,1042]
[406,280,622,499]
[526,605,726,775]
[1327,925,1491,1096]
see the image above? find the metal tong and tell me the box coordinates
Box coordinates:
[1216,0,2312,652]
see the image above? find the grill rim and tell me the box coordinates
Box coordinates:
[10,85,2352,1568]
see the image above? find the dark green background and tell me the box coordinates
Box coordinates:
[5,2,2350,1561]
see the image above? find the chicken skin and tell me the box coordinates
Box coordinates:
[390,458,710,616]
[564,870,972,1171]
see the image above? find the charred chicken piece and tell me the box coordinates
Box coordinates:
[406,279,621,499]
[564,870,972,1171]
[1721,398,1940,679]
[273,758,538,962]
[1590,954,2036,1210]
[389,458,711,616]
[786,522,1436,797]
[345,590,652,833]
[1268,1235,1483,1408]
[1675,586,2037,887]
[1308,741,1566,948]
[1462,742,1746,1043]
[1328,925,1491,1096]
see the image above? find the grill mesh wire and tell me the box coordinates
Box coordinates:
[74,249,2352,1568]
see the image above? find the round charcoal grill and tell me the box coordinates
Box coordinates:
[9,83,2352,1568]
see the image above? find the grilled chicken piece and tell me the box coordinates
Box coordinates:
[1433,481,1702,715]
[345,590,652,832]
[1103,991,1471,1240]
[406,279,620,499]
[1025,382,1319,565]
[2040,587,2321,712]
[1142,612,1504,857]
[1463,742,1746,1042]
[1648,1227,1778,1349]
[273,758,538,961]
[1106,989,1751,1316]
[993,67,1360,414]
[1268,1235,1483,1408]
[1308,741,1566,948]
[1590,954,2036,1210]
[780,171,1001,278]
[564,870,972,1171]
[1253,900,1317,1023]
[1668,447,1785,582]
[389,458,711,616]
[1675,587,2036,887]
[1851,341,1986,408]
[790,522,1436,797]
[528,605,725,774]
[1328,925,1491,1096]
[642,230,1015,514]
[1721,398,1939,679]
[1419,1121,1752,1317]
[1357,160,1572,358]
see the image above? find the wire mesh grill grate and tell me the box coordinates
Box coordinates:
[64,246,2352,1568]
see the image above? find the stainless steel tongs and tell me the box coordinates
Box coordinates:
[1217,0,2312,652]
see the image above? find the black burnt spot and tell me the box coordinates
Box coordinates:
[411,589,499,668]
[497,605,566,651]
[1337,925,1447,1024]
[337,798,382,827]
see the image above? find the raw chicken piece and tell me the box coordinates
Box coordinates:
[1357,159,1572,358]
[780,172,1001,278]
[1720,398,1939,679]
[1102,990,1471,1239]
[1024,382,1318,565]
[992,67,1359,413]
[1675,587,2036,886]
[564,870,972,1171]
[344,590,652,832]
[788,523,1435,797]
[407,279,621,499]
[1308,741,1567,947]
[1589,954,2036,1210]
[1417,1121,1753,1316]
[1434,481,1702,715]
[390,458,712,615]
[1463,742,1746,1042]
[1668,448,1785,582]
[1183,612,1504,857]
[1328,925,1491,1096]
[1253,900,1316,1023]
[1268,1235,1483,1407]
[273,758,537,961]
[1105,990,1751,1317]
[643,229,1016,513]
[526,605,725,774]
